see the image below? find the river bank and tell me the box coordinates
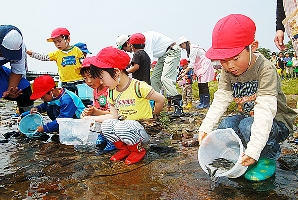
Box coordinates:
[0,99,297,200]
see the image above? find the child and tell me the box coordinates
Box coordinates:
[127,33,151,85]
[284,52,293,78]
[277,52,284,78]
[198,14,297,181]
[177,36,214,109]
[89,46,165,165]
[116,32,184,117]
[26,27,85,94]
[79,57,115,151]
[0,65,34,114]
[292,52,298,77]
[177,59,193,109]
[30,75,85,133]
[150,61,157,72]
[74,42,92,58]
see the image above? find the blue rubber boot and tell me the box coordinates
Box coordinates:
[196,94,210,109]
[196,94,204,109]
[244,158,276,181]
[96,134,107,150]
[104,139,116,151]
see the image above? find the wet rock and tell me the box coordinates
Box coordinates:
[278,154,298,171]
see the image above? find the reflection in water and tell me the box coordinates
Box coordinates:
[0,100,297,199]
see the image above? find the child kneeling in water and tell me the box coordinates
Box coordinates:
[89,46,165,165]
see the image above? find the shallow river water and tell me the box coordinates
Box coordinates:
[0,100,297,200]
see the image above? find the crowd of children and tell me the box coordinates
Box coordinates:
[271,51,298,79]
[0,12,296,182]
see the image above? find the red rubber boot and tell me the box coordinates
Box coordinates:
[125,142,146,165]
[110,141,130,162]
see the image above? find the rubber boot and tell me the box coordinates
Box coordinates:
[203,94,210,108]
[196,94,204,109]
[172,95,184,117]
[125,142,146,165]
[110,141,130,161]
[103,139,116,151]
[196,94,210,109]
[244,158,276,181]
[96,134,107,150]
[183,102,192,110]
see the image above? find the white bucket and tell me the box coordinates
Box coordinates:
[198,128,248,178]
[56,118,92,145]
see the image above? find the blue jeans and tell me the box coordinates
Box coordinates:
[218,114,289,160]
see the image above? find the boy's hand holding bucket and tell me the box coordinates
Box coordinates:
[198,131,207,144]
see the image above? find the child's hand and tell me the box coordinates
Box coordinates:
[198,131,207,144]
[30,107,38,114]
[26,50,33,56]
[81,105,94,117]
[240,154,256,166]
[36,125,44,133]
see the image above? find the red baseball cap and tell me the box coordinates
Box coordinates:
[47,27,70,42]
[151,61,157,65]
[30,75,56,100]
[129,33,146,45]
[205,14,256,60]
[180,59,188,66]
[81,56,92,68]
[89,46,130,70]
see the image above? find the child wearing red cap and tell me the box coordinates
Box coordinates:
[26,27,85,95]
[177,59,193,109]
[88,46,165,165]
[116,31,184,117]
[79,58,116,152]
[126,33,151,85]
[30,75,85,133]
[177,36,215,109]
[198,14,297,181]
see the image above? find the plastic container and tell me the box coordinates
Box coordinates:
[18,113,43,138]
[198,128,248,178]
[76,83,93,100]
[74,131,99,152]
[56,118,92,145]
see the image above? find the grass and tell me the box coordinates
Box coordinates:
[177,78,298,113]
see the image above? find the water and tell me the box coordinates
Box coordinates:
[0,100,298,199]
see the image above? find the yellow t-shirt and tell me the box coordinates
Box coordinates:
[108,78,153,120]
[48,46,84,82]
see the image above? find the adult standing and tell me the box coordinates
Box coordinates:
[116,31,183,117]
[274,0,298,53]
[177,37,214,109]
[0,25,33,113]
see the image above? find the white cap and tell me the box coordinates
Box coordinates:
[116,34,130,49]
[0,25,23,60]
[177,36,189,45]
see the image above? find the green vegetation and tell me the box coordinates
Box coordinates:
[177,78,298,113]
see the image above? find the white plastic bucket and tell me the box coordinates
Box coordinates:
[56,118,92,145]
[198,128,248,178]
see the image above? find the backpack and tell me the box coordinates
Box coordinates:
[108,80,142,102]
